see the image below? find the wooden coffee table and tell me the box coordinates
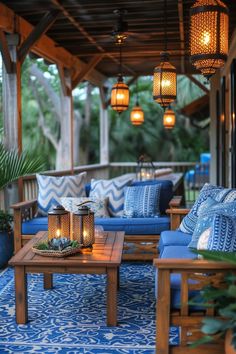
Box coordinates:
[9,230,124,326]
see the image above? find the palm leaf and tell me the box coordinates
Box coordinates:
[0,143,45,190]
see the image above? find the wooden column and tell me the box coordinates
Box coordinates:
[2,34,21,151]
[99,101,109,165]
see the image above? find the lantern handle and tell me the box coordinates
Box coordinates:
[76,200,95,207]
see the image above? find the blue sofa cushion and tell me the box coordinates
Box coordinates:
[22,216,170,236]
[123,184,161,218]
[158,230,192,256]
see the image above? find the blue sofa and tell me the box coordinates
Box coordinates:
[12,178,180,260]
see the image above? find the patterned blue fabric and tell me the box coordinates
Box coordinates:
[0,264,179,353]
[37,173,87,216]
[90,178,133,216]
[188,198,236,248]
[123,184,161,218]
[179,183,236,235]
[207,213,236,251]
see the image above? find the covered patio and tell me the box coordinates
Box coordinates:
[1,1,236,353]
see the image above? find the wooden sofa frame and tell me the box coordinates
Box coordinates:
[12,196,182,260]
[154,207,236,354]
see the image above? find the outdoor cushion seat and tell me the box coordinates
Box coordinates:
[158,230,192,256]
[22,217,48,235]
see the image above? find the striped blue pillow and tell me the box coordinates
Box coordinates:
[123,184,161,218]
[89,178,133,217]
[207,213,236,251]
[37,173,87,216]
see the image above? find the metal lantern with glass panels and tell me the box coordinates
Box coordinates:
[163,108,176,129]
[190,0,229,79]
[111,75,130,113]
[153,52,177,108]
[72,204,95,248]
[48,205,70,240]
[130,104,144,125]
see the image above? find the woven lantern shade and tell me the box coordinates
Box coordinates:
[72,204,95,248]
[153,52,177,108]
[190,0,229,78]
[48,205,70,240]
[130,104,144,125]
[111,75,130,113]
[163,108,176,129]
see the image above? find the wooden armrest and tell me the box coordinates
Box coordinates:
[166,208,190,215]
[153,258,236,271]
[11,199,37,210]
[169,195,182,208]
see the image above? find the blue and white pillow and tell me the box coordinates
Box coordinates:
[89,178,133,217]
[203,213,236,252]
[179,183,236,235]
[188,197,236,248]
[123,184,161,218]
[37,172,87,216]
[60,196,110,218]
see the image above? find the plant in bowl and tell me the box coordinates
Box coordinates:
[0,142,44,267]
[191,250,236,353]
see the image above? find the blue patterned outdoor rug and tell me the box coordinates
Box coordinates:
[0,263,179,354]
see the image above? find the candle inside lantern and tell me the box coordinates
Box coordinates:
[56,229,61,238]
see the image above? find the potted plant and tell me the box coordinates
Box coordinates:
[0,142,44,268]
[191,250,236,354]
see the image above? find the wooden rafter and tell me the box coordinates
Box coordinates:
[50,0,136,76]
[0,3,106,87]
[57,64,70,96]
[18,9,60,63]
[0,29,14,73]
[72,54,104,89]
[178,0,185,73]
[187,75,210,95]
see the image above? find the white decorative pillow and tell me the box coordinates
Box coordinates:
[197,227,212,250]
[37,172,87,216]
[60,196,110,218]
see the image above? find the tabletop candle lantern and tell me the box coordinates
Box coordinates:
[72,203,95,248]
[48,205,70,240]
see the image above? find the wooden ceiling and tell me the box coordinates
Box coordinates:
[1,0,236,78]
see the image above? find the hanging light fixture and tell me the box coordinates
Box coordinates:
[130,80,144,126]
[163,108,176,129]
[153,0,177,108]
[111,43,129,113]
[190,0,229,79]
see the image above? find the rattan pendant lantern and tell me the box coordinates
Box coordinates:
[190,0,229,79]
[163,108,176,129]
[153,0,177,107]
[130,80,144,126]
[111,44,129,113]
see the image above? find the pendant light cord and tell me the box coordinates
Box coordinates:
[119,44,122,78]
[136,79,139,105]
[164,0,167,52]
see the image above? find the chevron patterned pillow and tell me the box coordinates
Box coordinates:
[207,213,236,251]
[36,172,87,216]
[89,178,133,217]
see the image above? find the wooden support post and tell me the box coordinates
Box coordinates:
[15,266,28,324]
[99,98,109,165]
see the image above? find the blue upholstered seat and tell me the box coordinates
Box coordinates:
[158,230,192,256]
[22,216,170,236]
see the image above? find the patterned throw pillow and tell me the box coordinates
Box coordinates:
[188,198,236,248]
[89,178,133,217]
[123,184,161,218]
[60,196,110,218]
[202,213,236,252]
[197,228,212,250]
[37,172,87,216]
[179,183,236,235]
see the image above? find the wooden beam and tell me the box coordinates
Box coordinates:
[178,0,185,73]
[57,64,70,96]
[18,9,60,63]
[186,75,210,94]
[181,94,209,117]
[72,54,104,89]
[0,3,106,86]
[0,30,14,73]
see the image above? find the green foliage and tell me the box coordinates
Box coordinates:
[190,250,236,349]
[0,210,13,233]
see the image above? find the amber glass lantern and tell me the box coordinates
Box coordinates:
[72,204,95,248]
[163,108,176,129]
[48,205,70,240]
[130,103,144,126]
[190,0,229,79]
[153,52,177,108]
[111,75,130,113]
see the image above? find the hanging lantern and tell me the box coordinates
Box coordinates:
[163,108,176,129]
[153,52,177,107]
[48,205,70,240]
[111,75,130,113]
[130,104,144,125]
[72,204,95,248]
[190,0,229,79]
